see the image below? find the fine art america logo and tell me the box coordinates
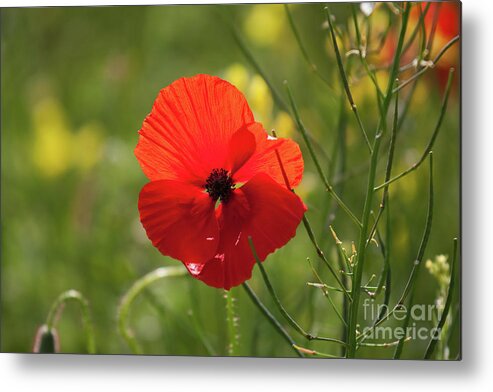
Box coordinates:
[362,299,443,341]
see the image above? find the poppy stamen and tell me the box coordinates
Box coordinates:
[205,168,235,203]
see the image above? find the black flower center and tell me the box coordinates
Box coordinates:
[205,168,235,203]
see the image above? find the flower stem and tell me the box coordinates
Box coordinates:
[248,237,347,347]
[45,289,96,354]
[284,82,362,229]
[117,266,187,354]
[375,68,455,191]
[357,154,435,344]
[284,4,335,91]
[224,289,240,356]
[242,282,303,357]
[325,5,372,152]
[346,2,411,359]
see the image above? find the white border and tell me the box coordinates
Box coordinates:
[2,0,493,390]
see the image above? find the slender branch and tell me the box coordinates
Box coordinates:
[393,36,459,94]
[45,289,96,354]
[117,266,187,354]
[248,237,347,347]
[358,154,435,343]
[293,344,343,358]
[284,83,362,228]
[394,153,435,358]
[375,68,455,191]
[271,136,352,298]
[284,4,335,91]
[325,6,372,152]
[242,282,303,357]
[346,2,411,359]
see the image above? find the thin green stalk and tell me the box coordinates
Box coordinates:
[284,4,335,90]
[284,83,362,228]
[117,266,187,354]
[307,257,347,328]
[394,153,435,358]
[293,344,343,358]
[224,289,240,356]
[358,154,435,343]
[325,6,372,152]
[351,5,384,103]
[367,87,400,245]
[45,289,96,354]
[229,21,330,162]
[248,237,347,347]
[424,238,459,359]
[242,282,303,358]
[375,68,455,191]
[271,135,353,298]
[401,2,431,57]
[425,2,442,57]
[302,216,352,301]
[346,3,411,359]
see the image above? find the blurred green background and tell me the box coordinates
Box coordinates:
[1,3,460,358]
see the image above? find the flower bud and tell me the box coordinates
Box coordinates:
[33,325,60,353]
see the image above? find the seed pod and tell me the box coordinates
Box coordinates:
[33,325,60,353]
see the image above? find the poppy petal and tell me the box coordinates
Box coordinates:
[185,173,306,289]
[138,180,219,263]
[232,123,304,188]
[225,126,257,174]
[135,74,255,185]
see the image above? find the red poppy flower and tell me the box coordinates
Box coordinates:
[135,74,306,289]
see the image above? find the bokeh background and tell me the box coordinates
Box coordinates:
[1,2,460,358]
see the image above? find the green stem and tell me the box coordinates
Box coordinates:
[284,4,335,90]
[346,3,411,359]
[224,289,240,356]
[375,68,455,191]
[248,237,347,347]
[117,266,187,354]
[284,83,362,228]
[242,282,303,357]
[394,153,435,358]
[45,289,96,354]
[393,36,459,94]
[358,153,435,344]
[325,6,372,152]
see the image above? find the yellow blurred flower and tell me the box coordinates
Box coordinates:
[243,5,285,47]
[31,96,104,178]
[248,74,273,123]
[72,122,104,173]
[31,97,72,178]
[223,63,250,94]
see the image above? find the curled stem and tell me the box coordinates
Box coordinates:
[45,289,96,354]
[117,266,187,354]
